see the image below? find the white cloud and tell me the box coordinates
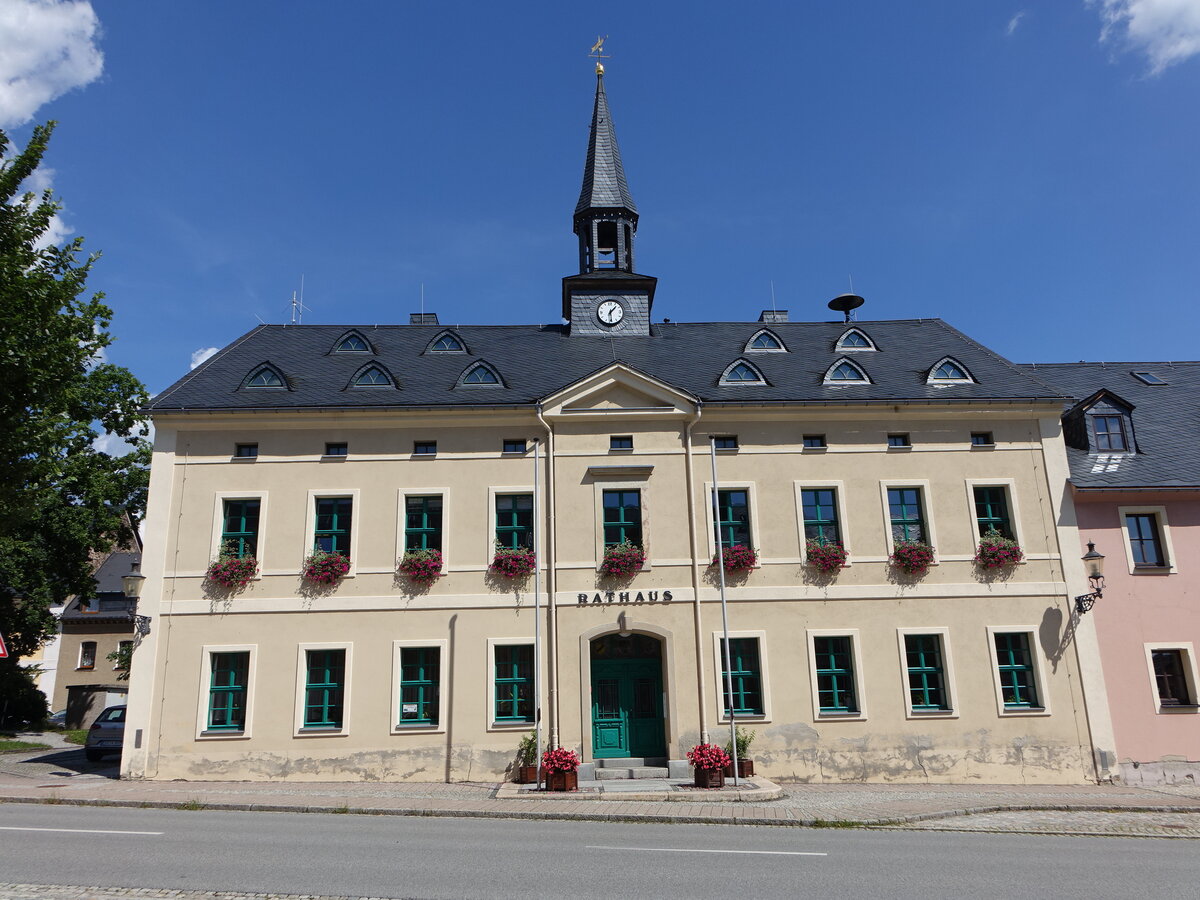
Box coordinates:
[191,347,219,369]
[1007,11,1027,36]
[93,418,151,458]
[1092,0,1200,73]
[0,0,104,129]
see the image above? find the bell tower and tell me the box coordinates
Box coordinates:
[563,49,656,336]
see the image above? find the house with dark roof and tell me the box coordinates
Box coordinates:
[1024,362,1200,784]
[121,64,1114,785]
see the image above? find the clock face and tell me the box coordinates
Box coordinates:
[597,300,624,325]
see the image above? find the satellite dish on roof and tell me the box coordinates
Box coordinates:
[828,293,865,323]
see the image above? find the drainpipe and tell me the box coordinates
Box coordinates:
[683,402,709,744]
[535,403,560,749]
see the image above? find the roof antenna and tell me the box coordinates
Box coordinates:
[288,276,311,325]
[420,283,424,318]
[770,280,777,313]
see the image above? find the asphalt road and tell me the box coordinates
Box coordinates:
[0,803,1196,899]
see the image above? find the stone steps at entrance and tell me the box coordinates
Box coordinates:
[596,766,669,780]
[585,757,691,780]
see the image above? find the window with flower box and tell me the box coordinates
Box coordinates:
[314,497,352,556]
[495,494,533,549]
[802,488,841,545]
[405,496,443,551]
[973,486,1013,539]
[222,499,260,558]
[888,487,926,542]
[712,489,751,550]
[603,490,642,547]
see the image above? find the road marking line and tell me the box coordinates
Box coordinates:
[0,826,163,836]
[586,845,826,857]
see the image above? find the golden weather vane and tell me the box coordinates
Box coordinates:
[589,35,610,74]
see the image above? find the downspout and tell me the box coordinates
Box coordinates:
[535,402,560,748]
[683,401,709,743]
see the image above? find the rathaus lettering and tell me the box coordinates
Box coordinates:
[577,590,673,605]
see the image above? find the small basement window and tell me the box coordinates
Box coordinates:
[503,439,527,454]
[235,443,258,459]
[610,436,633,450]
[713,435,739,450]
[888,433,911,449]
[414,441,437,456]
[324,442,348,457]
[971,432,994,447]
[803,435,827,449]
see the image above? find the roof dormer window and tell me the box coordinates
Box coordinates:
[333,331,370,352]
[352,365,394,387]
[745,329,786,352]
[430,331,466,353]
[836,328,876,351]
[244,364,285,389]
[927,357,975,384]
[823,358,870,384]
[1132,371,1167,385]
[462,363,500,385]
[1092,414,1128,452]
[719,360,766,385]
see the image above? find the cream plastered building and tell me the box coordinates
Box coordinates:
[121,70,1115,784]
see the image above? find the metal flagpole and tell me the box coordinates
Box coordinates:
[709,437,740,786]
[533,438,543,787]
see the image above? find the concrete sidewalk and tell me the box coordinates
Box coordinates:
[2,741,1199,836]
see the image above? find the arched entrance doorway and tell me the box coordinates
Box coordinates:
[589,632,666,759]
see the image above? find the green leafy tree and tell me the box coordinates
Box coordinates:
[0,122,149,690]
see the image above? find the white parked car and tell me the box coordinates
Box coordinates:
[84,705,125,762]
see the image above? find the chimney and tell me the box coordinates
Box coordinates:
[409,313,439,325]
[759,309,788,323]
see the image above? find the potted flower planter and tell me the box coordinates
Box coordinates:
[541,746,580,792]
[516,765,539,784]
[546,770,578,792]
[723,758,755,778]
[694,767,725,788]
[687,742,731,789]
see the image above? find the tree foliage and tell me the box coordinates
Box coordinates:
[0,122,150,664]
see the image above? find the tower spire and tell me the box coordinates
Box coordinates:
[574,49,638,273]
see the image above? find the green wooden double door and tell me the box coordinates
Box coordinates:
[591,657,666,759]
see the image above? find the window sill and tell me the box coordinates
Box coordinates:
[198,730,248,739]
[391,724,444,735]
[320,455,348,462]
[802,446,827,453]
[230,456,258,462]
[1000,706,1049,717]
[886,446,913,452]
[906,708,958,720]
[1157,704,1199,714]
[76,667,95,671]
[489,720,536,732]
[817,711,865,720]
[608,448,635,454]
[1132,565,1172,574]
[969,443,995,450]
[411,454,437,460]
[296,727,347,737]
[716,714,768,725]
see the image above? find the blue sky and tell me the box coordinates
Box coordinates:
[3,1,1199,397]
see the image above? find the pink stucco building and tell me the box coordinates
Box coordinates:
[1029,362,1200,784]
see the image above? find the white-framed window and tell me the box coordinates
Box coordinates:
[744,329,787,353]
[807,629,867,721]
[1118,506,1177,573]
[294,642,352,737]
[719,359,767,386]
[391,639,449,734]
[396,487,451,570]
[301,489,360,576]
[78,641,96,670]
[593,480,650,569]
[210,491,268,570]
[822,357,871,384]
[926,357,975,385]
[1143,643,1199,713]
[985,627,1051,717]
[879,480,939,561]
[702,480,760,559]
[896,628,957,718]
[711,630,771,723]
[487,485,535,562]
[795,480,852,564]
[964,479,1023,548]
[487,637,537,731]
[835,327,876,352]
[196,644,257,739]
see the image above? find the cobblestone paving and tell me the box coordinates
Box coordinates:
[883,809,1200,838]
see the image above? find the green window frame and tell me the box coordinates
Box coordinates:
[314,497,352,555]
[405,495,443,551]
[495,494,533,550]
[222,498,260,558]
[994,633,1040,709]
[399,646,440,726]
[719,637,764,716]
[973,486,1013,539]
[602,489,642,547]
[304,649,345,729]
[207,651,249,731]
[813,636,858,714]
[802,488,841,544]
[494,644,534,723]
[888,487,926,542]
[713,489,751,549]
[904,635,948,711]
[1126,513,1165,567]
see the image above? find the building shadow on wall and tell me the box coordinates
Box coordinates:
[1039,604,1079,673]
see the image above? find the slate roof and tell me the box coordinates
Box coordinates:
[1020,362,1200,490]
[62,551,140,621]
[575,73,636,216]
[150,318,1067,412]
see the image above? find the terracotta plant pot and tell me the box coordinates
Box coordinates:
[546,770,578,792]
[516,765,539,784]
[723,759,755,778]
[694,767,725,789]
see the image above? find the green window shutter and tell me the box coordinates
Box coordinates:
[602,490,642,547]
[801,488,841,544]
[405,496,443,551]
[973,487,1012,539]
[314,497,352,555]
[494,644,534,722]
[495,494,534,550]
[887,488,926,543]
[304,649,345,728]
[904,635,948,710]
[719,637,764,716]
[207,651,250,730]
[814,636,858,713]
[399,647,440,725]
[221,499,260,558]
[994,633,1039,708]
[712,489,751,549]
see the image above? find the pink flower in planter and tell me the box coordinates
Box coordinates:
[205,552,258,590]
[805,538,847,573]
[600,540,645,577]
[890,540,935,576]
[302,548,351,584]
[974,531,1024,569]
[541,747,580,773]
[398,548,443,584]
[490,544,536,578]
[687,742,731,771]
[713,544,757,572]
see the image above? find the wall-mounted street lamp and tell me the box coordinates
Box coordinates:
[1074,542,1105,614]
[121,560,151,636]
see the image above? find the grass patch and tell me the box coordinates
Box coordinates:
[807,818,864,829]
[176,799,205,811]
[0,740,51,752]
[63,729,88,745]
[331,805,351,814]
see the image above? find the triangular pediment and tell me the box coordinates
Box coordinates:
[541,363,696,419]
